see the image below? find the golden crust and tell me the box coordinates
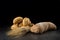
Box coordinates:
[22,17,31,26]
[19,23,23,27]
[13,16,23,24]
[11,24,19,30]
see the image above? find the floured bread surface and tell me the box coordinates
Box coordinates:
[30,22,57,33]
[36,22,49,33]
[30,25,40,33]
[48,22,57,30]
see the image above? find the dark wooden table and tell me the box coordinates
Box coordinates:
[0,28,60,40]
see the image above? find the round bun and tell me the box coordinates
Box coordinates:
[13,16,23,24]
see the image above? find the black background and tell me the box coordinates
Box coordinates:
[0,0,60,29]
[0,0,60,40]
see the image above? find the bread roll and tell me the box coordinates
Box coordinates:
[30,22,57,33]
[22,17,31,26]
[11,24,19,30]
[13,16,23,24]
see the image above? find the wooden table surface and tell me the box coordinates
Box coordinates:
[0,28,60,40]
